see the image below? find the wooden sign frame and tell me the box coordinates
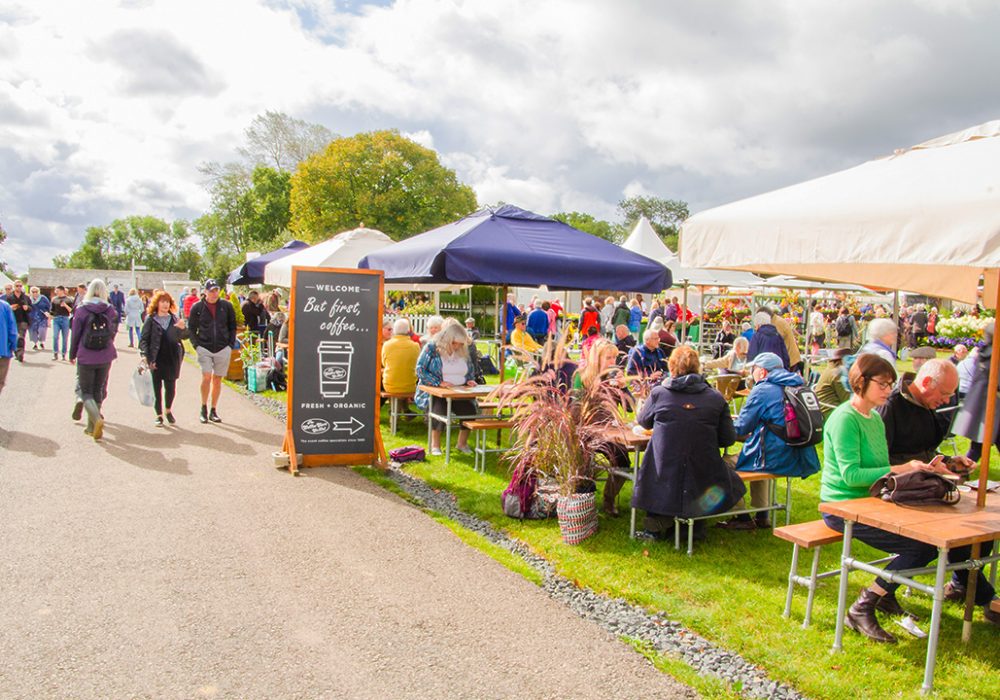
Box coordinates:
[282,266,386,473]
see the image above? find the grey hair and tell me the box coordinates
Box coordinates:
[734,336,749,351]
[393,318,411,335]
[915,358,957,387]
[434,318,470,359]
[867,318,897,343]
[753,310,772,328]
[648,317,664,332]
[642,328,660,343]
[426,315,445,332]
[84,278,109,303]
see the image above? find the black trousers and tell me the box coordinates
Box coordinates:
[77,362,110,430]
[152,369,176,416]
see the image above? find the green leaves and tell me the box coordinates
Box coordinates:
[57,216,201,276]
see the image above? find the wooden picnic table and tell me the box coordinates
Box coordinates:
[417,384,497,465]
[819,491,1000,694]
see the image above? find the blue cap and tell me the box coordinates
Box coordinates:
[748,352,784,372]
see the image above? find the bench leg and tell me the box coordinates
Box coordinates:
[390,397,399,435]
[674,518,682,551]
[784,543,801,619]
[803,545,822,628]
[785,477,792,526]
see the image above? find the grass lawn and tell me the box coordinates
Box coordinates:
[260,351,1000,699]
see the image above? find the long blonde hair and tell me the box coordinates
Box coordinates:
[578,339,618,388]
[433,318,470,359]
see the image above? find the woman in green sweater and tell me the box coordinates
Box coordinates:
[820,354,998,643]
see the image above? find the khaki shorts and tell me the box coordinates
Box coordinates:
[196,346,231,376]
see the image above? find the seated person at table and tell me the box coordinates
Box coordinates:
[713,320,736,358]
[421,315,444,346]
[648,317,677,358]
[948,343,968,366]
[857,317,897,365]
[878,359,962,465]
[632,346,746,541]
[704,336,749,376]
[614,324,636,366]
[415,319,477,457]
[821,354,998,643]
[580,325,600,356]
[464,317,480,341]
[573,339,631,516]
[382,318,421,396]
[625,329,667,381]
[526,302,551,344]
[510,314,542,355]
[813,347,851,419]
[719,352,820,530]
[746,309,790,369]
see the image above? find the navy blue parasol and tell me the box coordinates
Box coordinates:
[227,240,310,286]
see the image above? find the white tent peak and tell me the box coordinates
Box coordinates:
[621,216,674,262]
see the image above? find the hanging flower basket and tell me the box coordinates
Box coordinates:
[556,491,598,545]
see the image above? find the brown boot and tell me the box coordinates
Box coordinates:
[875,591,918,620]
[846,589,898,643]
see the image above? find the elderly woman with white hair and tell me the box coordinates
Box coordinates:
[415,318,477,456]
[858,317,898,365]
[421,314,445,346]
[69,279,120,441]
[746,308,789,369]
[704,335,750,375]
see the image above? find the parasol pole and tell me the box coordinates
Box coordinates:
[962,280,1000,642]
[681,281,689,343]
[892,290,900,355]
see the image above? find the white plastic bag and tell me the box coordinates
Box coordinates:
[129,365,154,407]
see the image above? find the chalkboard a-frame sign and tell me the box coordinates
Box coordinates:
[284,267,385,472]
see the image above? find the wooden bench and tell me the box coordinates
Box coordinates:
[381,392,417,435]
[461,419,516,472]
[672,471,793,555]
[774,520,844,628]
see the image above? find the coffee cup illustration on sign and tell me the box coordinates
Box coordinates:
[317,341,354,398]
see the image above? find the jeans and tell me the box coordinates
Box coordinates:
[77,362,111,431]
[128,324,141,346]
[29,322,48,344]
[52,316,70,357]
[823,514,996,604]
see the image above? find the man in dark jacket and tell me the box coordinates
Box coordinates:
[241,290,269,336]
[187,279,236,424]
[4,279,32,362]
[108,284,126,326]
[746,309,790,369]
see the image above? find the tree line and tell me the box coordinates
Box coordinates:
[51,111,687,280]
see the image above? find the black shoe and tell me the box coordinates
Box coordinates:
[209,408,222,423]
[154,416,164,427]
[635,529,671,542]
[53,353,58,360]
[72,401,84,421]
[165,412,176,425]
[716,517,756,531]
[199,406,208,424]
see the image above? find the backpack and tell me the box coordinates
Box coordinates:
[478,354,499,376]
[388,445,426,463]
[767,385,824,447]
[82,309,112,350]
[835,315,852,337]
[266,367,287,392]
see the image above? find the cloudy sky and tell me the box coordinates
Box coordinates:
[2,0,999,274]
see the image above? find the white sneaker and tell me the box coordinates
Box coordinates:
[456,445,473,455]
[430,447,443,456]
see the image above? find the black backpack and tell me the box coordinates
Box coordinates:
[767,385,824,447]
[835,315,852,337]
[82,309,112,350]
[266,367,287,392]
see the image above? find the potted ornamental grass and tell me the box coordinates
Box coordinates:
[493,332,630,545]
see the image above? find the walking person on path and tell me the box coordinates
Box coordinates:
[0,298,17,398]
[49,285,73,361]
[27,286,51,351]
[139,290,188,427]
[69,279,119,441]
[187,279,236,424]
[4,279,32,363]
[108,284,126,328]
[123,288,145,348]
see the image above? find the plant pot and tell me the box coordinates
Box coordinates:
[227,348,244,381]
[556,492,598,545]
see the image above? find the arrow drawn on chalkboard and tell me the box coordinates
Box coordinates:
[330,417,365,435]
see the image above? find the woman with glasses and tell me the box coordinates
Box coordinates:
[820,353,997,643]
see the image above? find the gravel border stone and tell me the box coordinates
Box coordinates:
[242,387,806,699]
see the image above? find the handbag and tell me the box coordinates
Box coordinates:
[869,471,961,506]
[129,365,155,407]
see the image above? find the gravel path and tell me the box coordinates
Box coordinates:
[0,338,693,699]
[241,386,807,699]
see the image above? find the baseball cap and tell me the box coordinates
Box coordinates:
[747,352,784,372]
[203,279,220,291]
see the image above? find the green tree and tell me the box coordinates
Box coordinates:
[57,216,202,276]
[239,111,335,172]
[290,130,478,241]
[617,195,690,251]
[0,220,8,273]
[551,212,624,243]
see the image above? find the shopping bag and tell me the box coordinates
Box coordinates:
[129,366,155,407]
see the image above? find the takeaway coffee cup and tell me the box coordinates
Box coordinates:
[317,341,354,398]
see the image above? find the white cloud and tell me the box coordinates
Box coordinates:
[4,0,1000,275]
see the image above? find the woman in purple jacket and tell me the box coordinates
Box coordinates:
[69,279,119,440]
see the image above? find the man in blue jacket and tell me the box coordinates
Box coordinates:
[746,309,790,369]
[0,298,17,397]
[719,352,820,530]
[108,284,126,326]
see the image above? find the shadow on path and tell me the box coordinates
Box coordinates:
[0,428,61,458]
